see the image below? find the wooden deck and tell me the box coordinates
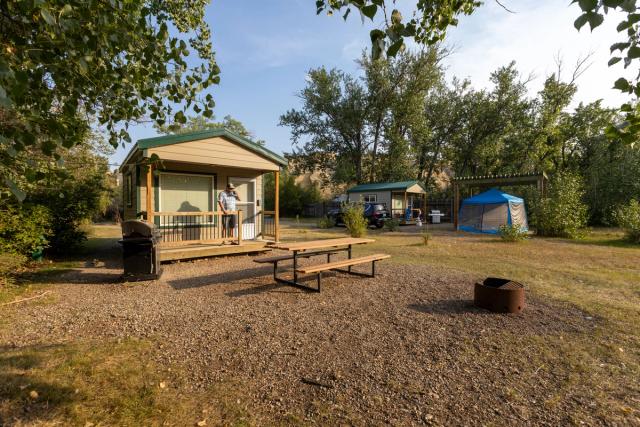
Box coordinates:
[159,240,271,262]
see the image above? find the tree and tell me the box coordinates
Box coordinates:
[280,49,444,186]
[419,79,469,188]
[280,67,370,184]
[376,49,445,182]
[0,0,218,199]
[316,0,480,58]
[318,1,640,143]
[154,115,265,144]
[263,169,322,217]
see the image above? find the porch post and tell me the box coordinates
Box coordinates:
[274,170,280,242]
[453,182,459,231]
[237,210,243,245]
[403,191,407,223]
[146,163,153,222]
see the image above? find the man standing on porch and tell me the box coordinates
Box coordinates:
[218,183,240,240]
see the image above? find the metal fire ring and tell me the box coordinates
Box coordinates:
[474,277,525,313]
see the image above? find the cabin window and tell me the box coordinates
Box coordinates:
[125,172,133,208]
[363,194,377,202]
[159,173,213,213]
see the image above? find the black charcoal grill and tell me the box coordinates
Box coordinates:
[118,220,162,281]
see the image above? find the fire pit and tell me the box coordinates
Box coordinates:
[474,277,525,313]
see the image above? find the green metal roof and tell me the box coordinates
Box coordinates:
[347,180,426,193]
[122,128,287,168]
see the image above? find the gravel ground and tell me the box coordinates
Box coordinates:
[1,250,597,425]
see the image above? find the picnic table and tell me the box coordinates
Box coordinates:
[255,237,390,292]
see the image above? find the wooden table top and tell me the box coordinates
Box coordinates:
[271,237,375,251]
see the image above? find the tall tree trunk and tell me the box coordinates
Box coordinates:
[369,116,382,182]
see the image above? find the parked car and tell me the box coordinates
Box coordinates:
[328,202,390,228]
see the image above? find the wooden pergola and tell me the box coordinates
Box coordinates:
[452,172,547,230]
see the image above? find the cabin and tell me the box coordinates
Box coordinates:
[118,128,286,261]
[346,180,427,224]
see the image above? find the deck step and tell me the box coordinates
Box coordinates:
[296,254,391,274]
[159,242,269,262]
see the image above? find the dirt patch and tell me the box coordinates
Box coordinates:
[0,254,607,425]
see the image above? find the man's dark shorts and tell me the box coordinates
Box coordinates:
[223,214,236,231]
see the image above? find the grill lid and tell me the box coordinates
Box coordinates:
[122,220,155,238]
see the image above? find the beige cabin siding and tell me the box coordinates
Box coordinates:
[152,162,267,237]
[147,136,280,171]
[348,191,392,208]
[406,183,426,194]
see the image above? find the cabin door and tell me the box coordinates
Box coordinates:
[229,177,256,239]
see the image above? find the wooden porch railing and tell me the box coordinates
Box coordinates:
[152,211,242,247]
[261,210,277,240]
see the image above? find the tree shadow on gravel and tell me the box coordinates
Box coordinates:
[408,299,485,315]
[21,269,123,286]
[167,266,275,290]
[225,282,301,297]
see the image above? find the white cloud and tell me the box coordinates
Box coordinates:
[243,34,321,68]
[445,0,631,108]
[342,38,366,61]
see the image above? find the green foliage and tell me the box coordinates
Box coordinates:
[536,173,589,239]
[0,137,112,256]
[280,50,444,185]
[613,199,640,244]
[317,215,334,229]
[263,169,322,217]
[384,218,400,232]
[572,0,640,145]
[342,203,368,238]
[582,134,640,224]
[498,224,528,242]
[319,1,640,144]
[0,0,218,198]
[317,0,480,58]
[30,171,109,255]
[283,54,636,229]
[0,204,51,257]
[154,115,265,145]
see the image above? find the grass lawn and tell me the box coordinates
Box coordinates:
[0,222,638,425]
[286,224,640,419]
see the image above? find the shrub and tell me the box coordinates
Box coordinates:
[384,218,400,232]
[30,173,108,255]
[498,224,528,242]
[536,172,588,239]
[0,204,51,257]
[613,199,640,243]
[317,215,333,229]
[420,232,432,246]
[342,203,368,237]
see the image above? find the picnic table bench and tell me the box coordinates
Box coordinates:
[254,237,390,292]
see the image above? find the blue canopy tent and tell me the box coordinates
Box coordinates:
[457,188,528,234]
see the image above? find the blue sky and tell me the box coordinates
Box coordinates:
[109,0,627,166]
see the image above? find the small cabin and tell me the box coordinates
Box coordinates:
[118,128,286,261]
[346,180,427,224]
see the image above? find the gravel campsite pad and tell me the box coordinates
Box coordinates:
[2,254,601,425]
